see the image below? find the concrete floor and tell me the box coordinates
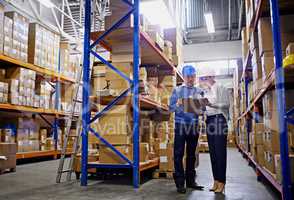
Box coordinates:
[0,148,280,200]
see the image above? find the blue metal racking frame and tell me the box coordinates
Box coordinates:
[239,1,293,199]
[81,0,141,188]
[269,1,293,199]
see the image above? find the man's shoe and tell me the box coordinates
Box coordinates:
[177,187,187,194]
[186,183,204,190]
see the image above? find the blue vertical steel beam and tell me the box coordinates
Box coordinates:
[81,0,91,187]
[132,0,140,188]
[54,48,62,150]
[269,0,293,199]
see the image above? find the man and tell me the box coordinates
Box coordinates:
[199,72,230,194]
[169,65,205,194]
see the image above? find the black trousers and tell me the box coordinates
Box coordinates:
[206,114,228,183]
[173,122,199,187]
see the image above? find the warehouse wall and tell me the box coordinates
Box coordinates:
[183,40,242,62]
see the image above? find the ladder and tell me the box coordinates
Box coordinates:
[56,65,84,183]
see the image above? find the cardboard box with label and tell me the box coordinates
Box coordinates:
[159,142,174,172]
[264,151,276,174]
[0,143,17,171]
[275,154,294,184]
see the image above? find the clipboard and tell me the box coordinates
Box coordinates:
[182,98,209,113]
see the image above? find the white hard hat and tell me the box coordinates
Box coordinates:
[197,67,216,77]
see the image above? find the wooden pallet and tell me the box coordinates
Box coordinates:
[153,170,174,179]
[0,167,16,175]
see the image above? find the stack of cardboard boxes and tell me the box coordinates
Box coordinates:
[17,117,40,153]
[4,12,29,62]
[262,89,294,174]
[92,64,107,96]
[146,25,165,50]
[156,121,174,172]
[96,105,150,164]
[163,40,173,61]
[250,31,263,97]
[95,105,132,164]
[250,122,265,166]
[5,68,37,107]
[0,143,17,173]
[60,42,78,79]
[3,16,13,58]
[0,81,8,103]
[258,15,294,80]
[0,128,16,143]
[146,68,160,103]
[40,129,54,151]
[164,28,183,66]
[28,23,60,71]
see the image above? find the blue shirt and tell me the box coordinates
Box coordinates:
[169,84,204,124]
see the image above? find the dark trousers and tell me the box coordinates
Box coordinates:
[206,114,228,183]
[173,122,199,188]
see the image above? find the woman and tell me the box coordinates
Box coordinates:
[199,74,230,194]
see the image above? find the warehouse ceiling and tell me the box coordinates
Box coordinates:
[184,0,244,44]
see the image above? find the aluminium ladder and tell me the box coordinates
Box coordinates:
[56,65,84,183]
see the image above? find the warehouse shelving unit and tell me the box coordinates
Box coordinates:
[0,51,76,160]
[237,0,294,199]
[81,0,182,188]
[0,41,76,161]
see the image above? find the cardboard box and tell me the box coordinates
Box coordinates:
[140,142,150,163]
[159,142,174,171]
[258,16,294,55]
[256,145,265,166]
[164,28,182,56]
[97,105,132,135]
[73,154,98,173]
[263,89,294,131]
[92,76,107,93]
[92,64,107,76]
[0,154,16,171]
[28,23,60,70]
[263,131,280,153]
[159,75,176,87]
[286,43,294,56]
[0,143,17,155]
[3,16,13,57]
[104,12,146,30]
[5,11,29,62]
[146,30,164,50]
[99,145,132,164]
[242,27,249,62]
[275,154,294,184]
[261,51,274,80]
[264,151,276,174]
[252,61,262,83]
[111,53,136,63]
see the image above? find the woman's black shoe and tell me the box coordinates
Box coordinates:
[186,183,204,190]
[177,187,187,194]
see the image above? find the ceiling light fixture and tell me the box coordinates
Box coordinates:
[36,0,55,8]
[204,12,215,33]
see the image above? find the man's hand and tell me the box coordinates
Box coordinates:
[176,99,183,106]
